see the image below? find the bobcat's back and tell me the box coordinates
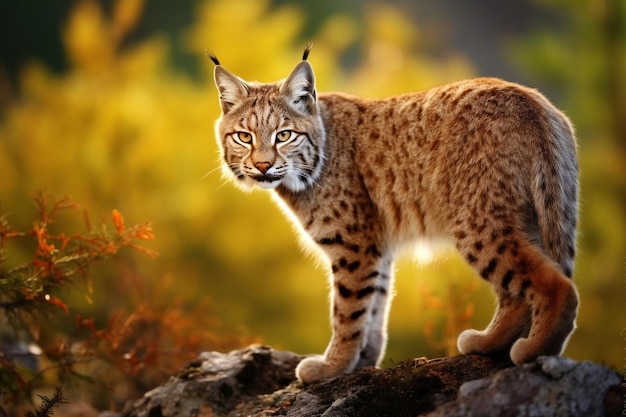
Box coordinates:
[314,78,578,277]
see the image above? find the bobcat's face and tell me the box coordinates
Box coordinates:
[214,60,325,192]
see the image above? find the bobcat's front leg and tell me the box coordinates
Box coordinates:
[296,245,392,383]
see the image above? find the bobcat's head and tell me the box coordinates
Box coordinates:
[212,46,326,192]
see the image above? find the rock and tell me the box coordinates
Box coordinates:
[121,344,622,417]
[122,345,303,417]
[424,356,622,417]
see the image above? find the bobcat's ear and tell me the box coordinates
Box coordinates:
[280,61,317,115]
[214,66,249,114]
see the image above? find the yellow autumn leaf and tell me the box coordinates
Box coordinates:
[112,0,145,42]
[62,0,114,73]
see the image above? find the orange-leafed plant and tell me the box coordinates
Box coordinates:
[0,192,155,318]
[0,192,157,407]
[0,192,252,414]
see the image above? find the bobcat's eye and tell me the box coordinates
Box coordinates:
[275,130,293,143]
[236,131,253,144]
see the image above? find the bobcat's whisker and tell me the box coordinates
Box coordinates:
[200,165,224,181]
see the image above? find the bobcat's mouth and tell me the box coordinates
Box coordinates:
[252,174,283,182]
[251,174,284,188]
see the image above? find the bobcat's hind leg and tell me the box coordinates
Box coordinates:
[456,226,578,364]
[509,257,579,364]
[457,293,530,356]
[455,227,532,357]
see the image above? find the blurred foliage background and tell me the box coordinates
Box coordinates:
[0,0,624,412]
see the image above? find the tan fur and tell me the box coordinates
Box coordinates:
[212,54,579,383]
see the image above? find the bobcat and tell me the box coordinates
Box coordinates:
[209,46,579,383]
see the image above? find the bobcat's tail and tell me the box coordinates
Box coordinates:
[531,99,579,278]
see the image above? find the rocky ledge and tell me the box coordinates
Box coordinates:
[120,344,622,417]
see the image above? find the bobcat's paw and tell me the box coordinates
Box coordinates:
[295,355,344,383]
[510,337,536,365]
[457,329,488,354]
[510,336,564,366]
[458,328,518,355]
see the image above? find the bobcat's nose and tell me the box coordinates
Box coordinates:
[254,161,273,174]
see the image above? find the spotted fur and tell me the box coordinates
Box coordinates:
[212,50,579,383]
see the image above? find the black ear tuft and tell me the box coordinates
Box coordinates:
[205,50,221,66]
[302,42,313,61]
